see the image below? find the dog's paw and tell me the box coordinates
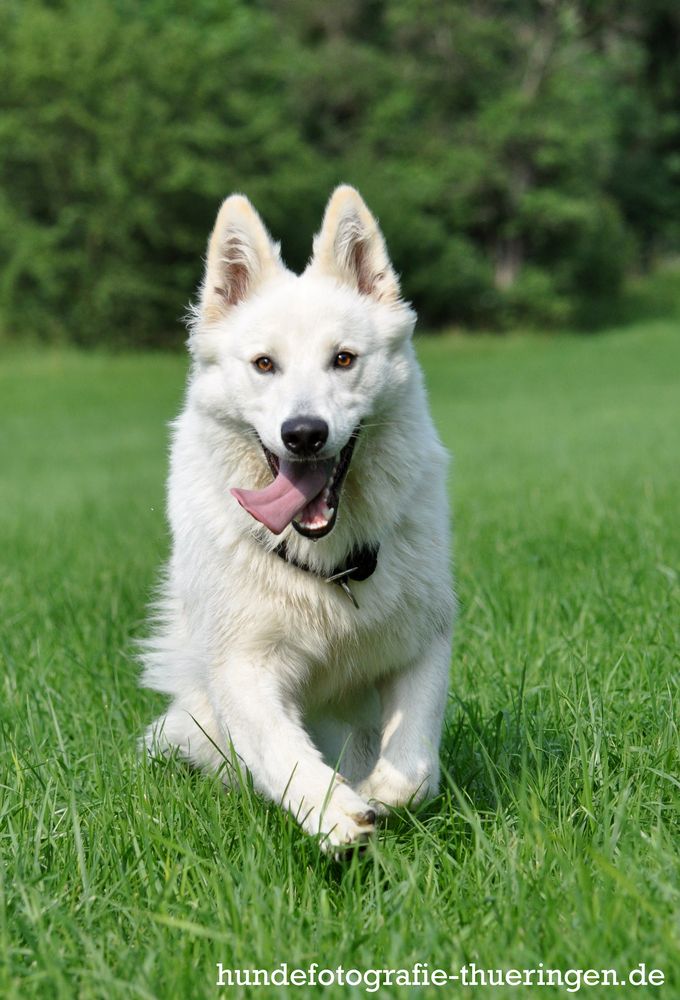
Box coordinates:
[311,783,377,856]
[356,758,438,814]
[320,806,376,860]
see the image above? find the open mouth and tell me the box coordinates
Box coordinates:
[230,430,359,539]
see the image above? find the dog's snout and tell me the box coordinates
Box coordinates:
[281,417,329,456]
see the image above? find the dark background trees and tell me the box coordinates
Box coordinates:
[1,0,678,346]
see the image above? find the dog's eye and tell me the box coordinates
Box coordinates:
[253,356,275,373]
[334,352,356,369]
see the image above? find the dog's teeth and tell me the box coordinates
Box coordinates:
[298,504,334,530]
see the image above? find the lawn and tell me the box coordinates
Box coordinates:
[1,318,679,998]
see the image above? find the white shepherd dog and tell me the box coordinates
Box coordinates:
[141,185,454,853]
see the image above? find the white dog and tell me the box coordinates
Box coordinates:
[141,186,454,852]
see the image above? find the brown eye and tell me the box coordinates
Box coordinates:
[253,356,274,373]
[334,351,356,369]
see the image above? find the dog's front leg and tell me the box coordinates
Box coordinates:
[356,632,451,812]
[210,655,376,852]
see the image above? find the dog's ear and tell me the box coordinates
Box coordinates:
[199,195,283,322]
[308,185,401,304]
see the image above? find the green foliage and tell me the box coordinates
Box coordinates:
[0,0,321,346]
[1,321,679,995]
[0,0,679,344]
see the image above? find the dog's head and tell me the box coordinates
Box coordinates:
[188,186,416,539]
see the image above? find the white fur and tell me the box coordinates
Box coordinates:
[141,186,455,852]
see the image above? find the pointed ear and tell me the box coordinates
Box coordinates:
[199,195,283,322]
[308,185,401,303]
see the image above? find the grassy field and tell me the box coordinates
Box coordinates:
[1,318,679,998]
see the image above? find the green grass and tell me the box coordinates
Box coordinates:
[1,320,679,998]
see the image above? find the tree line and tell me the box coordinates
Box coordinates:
[1,0,678,345]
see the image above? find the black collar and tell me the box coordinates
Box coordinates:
[272,540,380,608]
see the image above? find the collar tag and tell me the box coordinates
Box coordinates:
[324,566,359,584]
[336,578,360,609]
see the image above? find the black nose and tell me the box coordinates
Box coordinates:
[281,417,329,456]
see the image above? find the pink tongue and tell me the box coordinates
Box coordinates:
[230,460,329,535]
